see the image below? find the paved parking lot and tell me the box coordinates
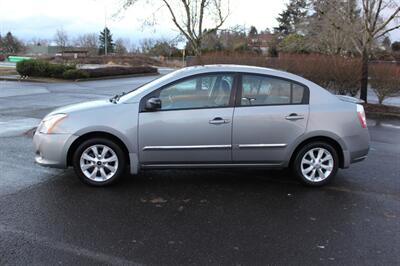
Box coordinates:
[0,75,399,265]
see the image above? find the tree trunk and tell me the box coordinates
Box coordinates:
[360,47,369,103]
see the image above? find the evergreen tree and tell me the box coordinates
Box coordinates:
[0,32,23,53]
[98,27,115,55]
[248,26,258,38]
[274,0,308,35]
[0,34,3,54]
[392,41,400,52]
[382,36,391,50]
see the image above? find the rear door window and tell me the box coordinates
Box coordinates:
[240,74,307,106]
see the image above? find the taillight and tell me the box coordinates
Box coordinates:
[357,104,367,128]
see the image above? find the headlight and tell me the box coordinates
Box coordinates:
[38,114,68,134]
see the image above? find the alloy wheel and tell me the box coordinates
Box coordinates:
[79,144,119,182]
[300,147,334,182]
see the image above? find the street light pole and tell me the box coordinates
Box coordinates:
[104,2,107,56]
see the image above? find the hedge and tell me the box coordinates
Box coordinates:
[83,66,158,78]
[189,52,362,96]
[16,59,74,79]
[16,59,158,80]
[63,69,90,79]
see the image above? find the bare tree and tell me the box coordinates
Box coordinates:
[302,1,362,55]
[370,63,400,104]
[139,38,156,53]
[358,0,400,102]
[75,33,98,55]
[314,0,400,102]
[54,29,69,55]
[115,38,129,55]
[121,0,230,55]
[29,37,50,46]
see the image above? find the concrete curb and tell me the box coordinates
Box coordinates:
[366,111,400,119]
[74,72,159,82]
[0,77,49,83]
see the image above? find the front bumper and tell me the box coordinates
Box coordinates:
[33,131,78,168]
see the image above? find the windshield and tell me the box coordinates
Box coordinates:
[118,69,181,103]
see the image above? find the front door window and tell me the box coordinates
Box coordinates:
[156,74,234,110]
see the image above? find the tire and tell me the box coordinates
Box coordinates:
[72,138,126,186]
[292,141,339,186]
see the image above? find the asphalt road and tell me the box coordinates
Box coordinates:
[0,74,399,265]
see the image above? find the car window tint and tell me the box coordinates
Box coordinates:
[158,74,234,110]
[241,75,306,105]
[241,75,291,105]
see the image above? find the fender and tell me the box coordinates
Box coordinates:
[74,126,135,153]
[283,130,350,168]
[72,126,140,174]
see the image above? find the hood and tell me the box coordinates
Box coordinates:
[48,99,113,116]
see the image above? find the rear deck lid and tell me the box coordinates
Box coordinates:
[336,95,364,104]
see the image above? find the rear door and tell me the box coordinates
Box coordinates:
[232,73,309,164]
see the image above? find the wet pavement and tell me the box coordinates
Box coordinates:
[0,75,399,265]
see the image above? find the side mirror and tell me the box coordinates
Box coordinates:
[145,97,161,111]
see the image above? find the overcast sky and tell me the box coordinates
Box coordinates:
[0,0,399,46]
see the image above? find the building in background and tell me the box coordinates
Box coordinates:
[25,45,88,58]
[248,33,274,54]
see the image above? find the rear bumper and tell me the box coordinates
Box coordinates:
[33,131,78,168]
[342,129,370,167]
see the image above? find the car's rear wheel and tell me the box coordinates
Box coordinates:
[292,142,339,186]
[72,138,126,186]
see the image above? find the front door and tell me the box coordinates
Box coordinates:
[232,73,310,164]
[139,73,236,165]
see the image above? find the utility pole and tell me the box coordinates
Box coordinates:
[104,1,108,56]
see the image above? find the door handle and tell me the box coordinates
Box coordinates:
[285,113,304,121]
[209,117,230,125]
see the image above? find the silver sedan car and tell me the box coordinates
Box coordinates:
[34,65,370,186]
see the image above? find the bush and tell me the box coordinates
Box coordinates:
[83,66,158,78]
[16,60,39,77]
[279,34,309,54]
[0,54,6,62]
[62,69,90,79]
[17,59,76,78]
[48,63,74,78]
[31,60,50,76]
[369,64,400,104]
[17,59,52,77]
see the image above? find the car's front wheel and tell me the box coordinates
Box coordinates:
[292,142,339,186]
[72,138,126,186]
